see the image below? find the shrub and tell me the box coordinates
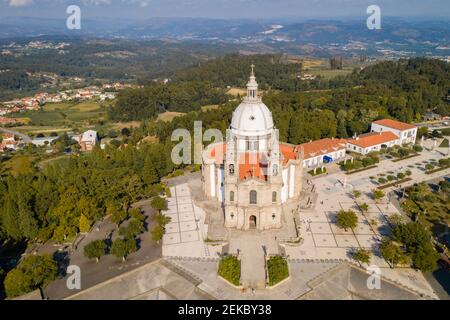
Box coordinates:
[413,145,423,152]
[267,256,289,286]
[362,157,374,167]
[387,175,396,181]
[397,172,405,180]
[378,177,387,184]
[405,170,412,176]
[425,163,434,170]
[218,255,241,286]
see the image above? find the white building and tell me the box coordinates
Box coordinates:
[346,131,400,155]
[75,130,99,151]
[202,66,303,231]
[299,138,347,169]
[371,119,417,145]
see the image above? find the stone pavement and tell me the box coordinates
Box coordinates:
[162,183,222,258]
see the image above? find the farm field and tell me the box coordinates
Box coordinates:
[308,68,354,79]
[157,111,186,122]
[7,101,107,129]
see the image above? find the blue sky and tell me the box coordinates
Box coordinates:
[1,0,449,19]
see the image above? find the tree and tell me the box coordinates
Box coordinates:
[380,240,409,268]
[79,214,91,233]
[83,240,106,262]
[359,203,369,213]
[129,207,145,222]
[119,219,145,239]
[336,210,358,231]
[111,238,136,262]
[372,189,385,202]
[155,213,171,227]
[150,196,168,213]
[151,225,165,244]
[353,248,371,265]
[388,213,405,226]
[4,254,57,297]
[110,209,128,228]
[352,190,361,200]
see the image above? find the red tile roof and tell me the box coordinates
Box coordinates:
[298,138,347,160]
[373,119,416,131]
[239,152,267,181]
[347,131,399,148]
[280,143,299,165]
[209,143,227,164]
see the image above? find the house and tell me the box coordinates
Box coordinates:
[346,131,400,155]
[422,112,442,122]
[76,130,99,152]
[297,138,347,168]
[1,133,18,151]
[31,136,59,147]
[371,119,417,145]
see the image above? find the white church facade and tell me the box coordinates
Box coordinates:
[202,67,304,231]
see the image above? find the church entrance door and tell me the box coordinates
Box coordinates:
[249,215,257,229]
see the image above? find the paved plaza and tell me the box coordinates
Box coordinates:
[162,183,222,258]
[156,140,450,299]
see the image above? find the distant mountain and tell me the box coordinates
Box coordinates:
[0,17,449,58]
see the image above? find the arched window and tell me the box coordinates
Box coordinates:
[249,190,257,204]
[272,191,277,202]
[230,191,234,202]
[229,164,234,175]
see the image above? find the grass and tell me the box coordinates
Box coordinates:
[439,139,449,148]
[308,167,327,176]
[218,255,241,286]
[2,155,35,176]
[267,256,289,286]
[309,68,353,79]
[157,111,185,122]
[8,100,106,128]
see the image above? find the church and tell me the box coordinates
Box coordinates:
[202,66,304,231]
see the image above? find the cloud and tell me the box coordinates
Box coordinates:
[8,0,33,6]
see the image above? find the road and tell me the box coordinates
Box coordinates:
[0,127,31,143]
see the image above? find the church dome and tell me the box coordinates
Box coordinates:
[230,66,274,136]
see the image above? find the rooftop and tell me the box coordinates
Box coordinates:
[298,138,347,160]
[347,131,399,148]
[373,118,416,131]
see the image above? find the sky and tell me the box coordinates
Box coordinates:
[0,0,449,20]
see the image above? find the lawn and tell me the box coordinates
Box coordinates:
[267,255,289,286]
[439,138,449,148]
[218,255,241,286]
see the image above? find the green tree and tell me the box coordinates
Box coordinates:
[372,189,385,202]
[151,225,165,244]
[359,203,369,213]
[380,240,409,268]
[336,210,358,231]
[119,219,145,239]
[79,214,91,233]
[4,254,57,297]
[110,209,128,228]
[150,196,168,213]
[111,238,136,262]
[352,248,371,265]
[83,240,106,262]
[352,190,361,200]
